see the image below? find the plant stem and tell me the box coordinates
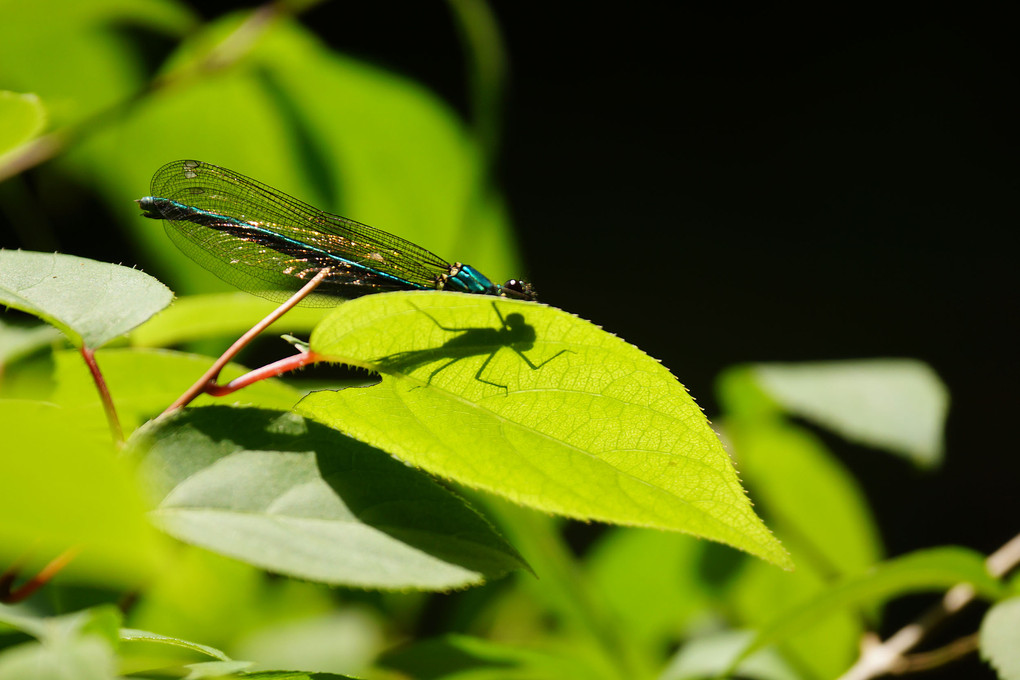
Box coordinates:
[80,346,123,445]
[164,268,330,413]
[838,531,1020,680]
[0,547,81,603]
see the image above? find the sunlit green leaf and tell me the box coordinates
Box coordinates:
[128,406,528,589]
[0,251,173,348]
[0,91,45,156]
[299,291,791,569]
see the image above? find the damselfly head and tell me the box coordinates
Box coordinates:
[502,279,537,301]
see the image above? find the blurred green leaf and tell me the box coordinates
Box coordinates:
[299,291,791,569]
[0,251,173,348]
[721,417,881,677]
[379,634,606,680]
[129,293,329,347]
[727,360,948,467]
[125,548,335,654]
[51,347,303,433]
[726,419,882,576]
[129,406,528,589]
[660,630,798,680]
[729,557,860,679]
[120,628,232,661]
[743,547,1004,660]
[584,529,720,654]
[0,0,195,127]
[232,672,359,679]
[0,400,163,586]
[231,611,383,677]
[980,597,1020,680]
[183,660,254,678]
[0,91,45,156]
[0,606,121,680]
[0,316,62,366]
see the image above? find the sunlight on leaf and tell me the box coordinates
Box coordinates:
[0,251,173,348]
[300,291,791,569]
[128,406,528,590]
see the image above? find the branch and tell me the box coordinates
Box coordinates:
[838,532,1020,680]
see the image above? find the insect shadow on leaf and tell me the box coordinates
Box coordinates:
[375,301,571,393]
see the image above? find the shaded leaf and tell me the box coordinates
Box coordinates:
[0,251,173,348]
[301,291,791,569]
[128,406,528,589]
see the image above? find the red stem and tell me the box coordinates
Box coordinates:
[80,346,123,445]
[205,350,322,396]
[164,268,331,413]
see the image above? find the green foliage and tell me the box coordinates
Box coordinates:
[0,1,1006,679]
[129,406,528,589]
[0,250,173,349]
[0,91,45,157]
[301,291,790,568]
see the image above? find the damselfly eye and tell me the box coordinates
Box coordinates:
[503,279,537,301]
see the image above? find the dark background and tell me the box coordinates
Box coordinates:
[303,3,1017,552]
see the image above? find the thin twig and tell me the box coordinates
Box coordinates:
[164,268,330,413]
[80,346,123,445]
[838,532,1020,680]
[0,547,81,604]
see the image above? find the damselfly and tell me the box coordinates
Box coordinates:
[137,160,535,305]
